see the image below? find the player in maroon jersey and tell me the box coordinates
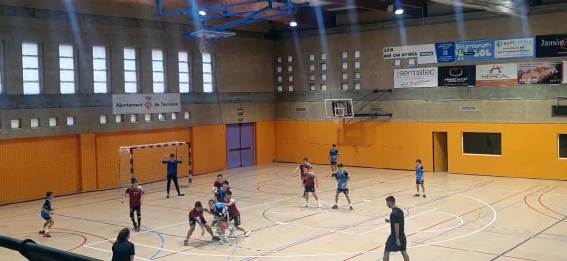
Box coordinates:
[184,201,220,246]
[222,191,251,237]
[303,171,321,208]
[213,174,225,194]
[124,178,145,232]
[293,158,314,195]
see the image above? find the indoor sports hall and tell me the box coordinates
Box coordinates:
[0,0,567,261]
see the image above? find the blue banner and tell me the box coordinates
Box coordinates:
[435,42,455,63]
[455,40,495,62]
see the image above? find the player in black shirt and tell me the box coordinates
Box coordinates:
[384,196,409,261]
[112,228,135,261]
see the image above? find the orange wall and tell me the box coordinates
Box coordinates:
[192,125,227,175]
[256,121,276,164]
[276,121,567,180]
[0,135,81,204]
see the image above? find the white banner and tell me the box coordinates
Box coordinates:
[563,62,567,84]
[394,67,438,88]
[476,63,518,86]
[494,37,535,59]
[113,94,181,114]
[383,44,437,64]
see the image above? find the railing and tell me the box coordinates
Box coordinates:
[0,235,102,261]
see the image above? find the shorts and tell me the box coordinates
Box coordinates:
[41,212,51,221]
[130,206,141,216]
[304,185,315,193]
[336,189,349,194]
[189,216,207,226]
[416,180,424,185]
[385,234,407,252]
[230,215,241,227]
[330,161,337,165]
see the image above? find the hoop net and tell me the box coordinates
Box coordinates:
[199,36,212,55]
[333,115,342,124]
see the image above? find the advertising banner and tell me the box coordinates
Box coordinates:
[518,62,562,84]
[394,67,438,88]
[564,62,567,84]
[435,42,456,63]
[383,44,438,64]
[536,34,567,57]
[476,63,518,86]
[416,44,438,64]
[494,37,535,59]
[113,93,181,114]
[438,65,476,87]
[455,40,495,62]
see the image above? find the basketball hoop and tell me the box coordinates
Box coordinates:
[199,36,212,55]
[333,115,342,124]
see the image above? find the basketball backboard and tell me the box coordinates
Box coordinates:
[324,99,354,118]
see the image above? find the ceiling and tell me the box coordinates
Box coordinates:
[91,0,546,31]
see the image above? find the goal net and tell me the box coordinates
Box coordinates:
[118,141,191,196]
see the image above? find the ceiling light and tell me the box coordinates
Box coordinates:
[198,10,207,16]
[394,8,404,15]
[290,21,298,27]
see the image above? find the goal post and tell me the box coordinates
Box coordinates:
[118,141,192,195]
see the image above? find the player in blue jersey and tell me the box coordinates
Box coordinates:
[414,159,425,198]
[215,181,230,203]
[162,153,185,198]
[206,199,230,243]
[39,192,55,237]
[329,144,339,176]
[331,164,353,210]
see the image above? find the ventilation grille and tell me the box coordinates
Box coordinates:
[370,107,383,112]
[295,107,307,112]
[460,106,478,112]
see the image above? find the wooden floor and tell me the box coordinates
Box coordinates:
[1,163,567,261]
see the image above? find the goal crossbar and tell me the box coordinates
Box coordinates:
[119,141,188,152]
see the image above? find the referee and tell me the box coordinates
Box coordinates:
[384,196,410,261]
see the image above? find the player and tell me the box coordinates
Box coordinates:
[39,192,55,237]
[414,159,425,198]
[329,144,339,175]
[293,158,312,194]
[206,199,230,243]
[184,201,221,246]
[331,164,353,210]
[215,181,230,203]
[384,196,409,261]
[162,153,185,198]
[222,191,251,237]
[123,178,144,232]
[303,171,321,208]
[213,174,224,192]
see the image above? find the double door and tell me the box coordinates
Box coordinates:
[227,123,255,169]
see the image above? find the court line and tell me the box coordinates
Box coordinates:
[538,187,567,218]
[523,186,563,220]
[84,245,151,261]
[85,220,187,246]
[359,208,437,235]
[420,210,464,233]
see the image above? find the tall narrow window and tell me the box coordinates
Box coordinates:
[59,45,75,94]
[22,42,40,94]
[202,53,213,93]
[178,51,190,93]
[0,41,3,94]
[93,46,108,93]
[124,47,138,93]
[152,49,165,93]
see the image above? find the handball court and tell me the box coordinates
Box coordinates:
[1,163,566,261]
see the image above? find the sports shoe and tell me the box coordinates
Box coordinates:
[212,236,221,242]
[349,206,354,210]
[423,194,426,198]
[178,194,185,196]
[331,205,338,209]
[244,231,251,237]
[222,237,229,243]
[318,203,322,208]
[303,204,309,208]
[414,194,420,197]
[39,230,45,234]
[183,239,189,246]
[135,226,141,232]
[229,227,235,237]
[166,195,170,198]
[43,233,51,238]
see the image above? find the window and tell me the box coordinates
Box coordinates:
[93,46,108,93]
[124,48,138,93]
[309,84,315,91]
[277,76,282,83]
[30,118,40,128]
[321,74,327,81]
[115,115,123,123]
[309,64,315,71]
[288,75,293,82]
[342,73,348,80]
[321,63,327,71]
[202,53,213,93]
[11,119,21,129]
[66,116,75,126]
[287,65,293,72]
[59,45,76,94]
[355,83,361,90]
[0,41,3,94]
[130,115,138,123]
[342,83,348,90]
[309,74,315,81]
[171,112,178,120]
[152,49,165,93]
[99,115,108,124]
[354,50,360,58]
[287,56,292,62]
[277,66,282,73]
[184,112,191,120]
[559,134,567,159]
[158,113,166,121]
[354,72,361,79]
[178,51,190,93]
[341,51,348,59]
[49,117,59,127]
[309,54,315,61]
[22,42,40,94]
[321,53,326,60]
[276,56,282,63]
[288,85,293,92]
[354,61,361,69]
[342,62,348,70]
[463,132,501,155]
[277,86,283,92]
[321,84,327,91]
[145,113,152,122]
